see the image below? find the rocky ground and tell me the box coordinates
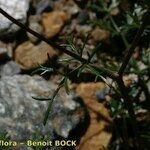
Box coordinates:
[0,0,149,150]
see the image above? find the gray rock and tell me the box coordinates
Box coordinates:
[0,41,16,58]
[0,61,21,77]
[96,87,110,101]
[0,75,84,146]
[50,89,84,138]
[32,0,54,14]
[0,41,9,60]
[0,0,29,37]
[0,46,7,60]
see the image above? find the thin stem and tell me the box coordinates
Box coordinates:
[116,78,141,150]
[43,85,62,125]
[122,115,130,150]
[0,7,117,81]
[0,7,86,63]
[88,64,119,80]
[118,7,150,75]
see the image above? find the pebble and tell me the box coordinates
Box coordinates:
[54,0,80,19]
[0,0,29,37]
[0,41,8,60]
[0,41,15,60]
[0,75,85,143]
[15,41,58,70]
[42,11,67,38]
[32,0,54,14]
[0,61,21,77]
[75,82,112,150]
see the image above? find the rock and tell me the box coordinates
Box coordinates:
[27,15,43,43]
[75,82,112,150]
[42,11,67,38]
[77,25,92,38]
[96,87,110,101]
[77,10,89,25]
[54,0,80,19]
[73,21,92,37]
[0,41,15,60]
[0,61,21,77]
[32,0,54,14]
[0,75,55,142]
[0,0,29,37]
[50,89,85,138]
[61,19,92,37]
[0,75,85,147]
[0,41,8,60]
[15,41,58,70]
[91,27,110,42]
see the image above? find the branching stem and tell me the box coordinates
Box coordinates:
[0,5,150,149]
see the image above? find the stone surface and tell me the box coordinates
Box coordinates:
[0,41,8,60]
[32,0,54,14]
[0,61,21,77]
[42,11,67,38]
[75,24,92,37]
[49,89,85,138]
[0,0,29,37]
[0,75,85,148]
[75,82,112,150]
[27,15,43,43]
[54,0,80,19]
[0,75,54,142]
[91,27,110,42]
[15,41,58,70]
[0,41,16,60]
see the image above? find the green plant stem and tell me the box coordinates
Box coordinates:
[118,6,150,75]
[0,5,149,149]
[0,7,86,63]
[116,78,141,150]
[123,115,129,150]
[43,85,62,125]
[0,7,118,81]
[89,64,118,80]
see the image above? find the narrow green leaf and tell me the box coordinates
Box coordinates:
[31,65,54,75]
[94,75,99,82]
[87,65,103,79]
[58,58,74,63]
[88,43,101,62]
[32,97,51,101]
[43,86,62,125]
[77,65,85,77]
[43,78,64,125]
[80,34,90,56]
[64,77,70,95]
